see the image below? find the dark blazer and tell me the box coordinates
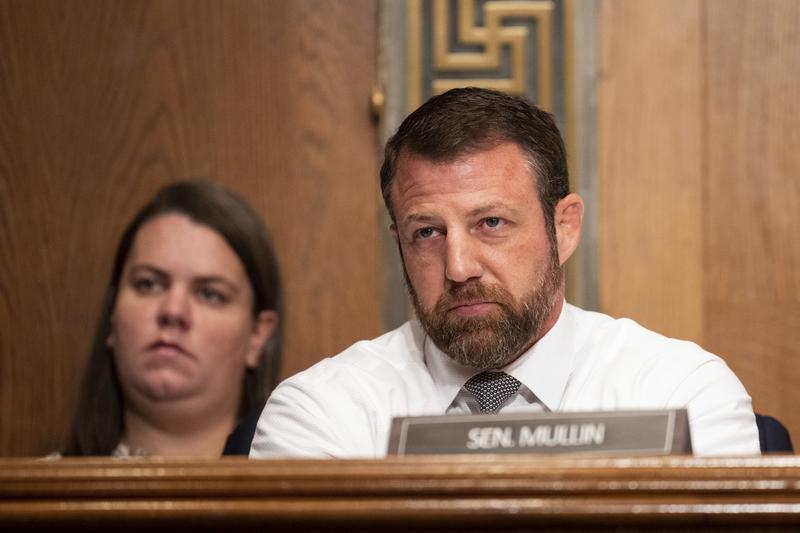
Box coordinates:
[223,407,263,456]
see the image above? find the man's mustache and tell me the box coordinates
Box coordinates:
[436,281,512,312]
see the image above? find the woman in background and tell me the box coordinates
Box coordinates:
[62,180,282,456]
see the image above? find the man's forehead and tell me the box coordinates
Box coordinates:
[391,142,540,221]
[393,143,535,189]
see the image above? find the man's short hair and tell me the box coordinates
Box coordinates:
[380,87,569,234]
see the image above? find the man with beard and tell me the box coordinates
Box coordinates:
[250,87,759,458]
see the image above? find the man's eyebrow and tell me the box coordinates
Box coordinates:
[467,203,515,218]
[401,203,519,225]
[401,212,440,225]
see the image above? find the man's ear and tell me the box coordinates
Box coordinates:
[244,310,278,369]
[389,222,399,243]
[554,193,584,266]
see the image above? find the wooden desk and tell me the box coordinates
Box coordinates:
[2,455,800,531]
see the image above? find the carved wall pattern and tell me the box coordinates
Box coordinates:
[406,0,566,118]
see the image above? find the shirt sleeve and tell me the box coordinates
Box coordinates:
[665,358,760,456]
[249,369,382,459]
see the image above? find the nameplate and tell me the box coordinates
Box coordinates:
[387,409,692,456]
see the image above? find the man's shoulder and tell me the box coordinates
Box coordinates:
[563,305,757,456]
[569,304,720,366]
[563,304,747,412]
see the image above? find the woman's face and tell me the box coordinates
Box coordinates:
[108,213,276,416]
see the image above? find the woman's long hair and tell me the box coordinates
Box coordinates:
[62,180,283,456]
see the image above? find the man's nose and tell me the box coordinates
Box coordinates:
[444,231,484,283]
[156,287,191,330]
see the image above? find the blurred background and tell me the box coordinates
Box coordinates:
[1,0,797,456]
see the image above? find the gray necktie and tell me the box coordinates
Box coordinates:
[463,371,522,413]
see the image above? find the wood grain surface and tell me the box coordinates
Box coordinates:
[702,0,800,435]
[597,0,705,345]
[2,455,800,531]
[0,0,380,456]
[598,0,800,446]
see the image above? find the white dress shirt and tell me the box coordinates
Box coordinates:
[250,303,760,458]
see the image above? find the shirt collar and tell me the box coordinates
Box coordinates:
[504,302,576,410]
[423,301,576,411]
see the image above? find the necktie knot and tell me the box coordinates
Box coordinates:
[463,371,521,413]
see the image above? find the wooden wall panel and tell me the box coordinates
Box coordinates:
[598,0,800,446]
[703,0,800,441]
[597,0,705,342]
[0,0,380,456]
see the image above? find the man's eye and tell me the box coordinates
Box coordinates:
[415,227,438,239]
[484,217,503,229]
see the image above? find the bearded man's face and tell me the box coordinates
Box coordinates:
[390,143,566,368]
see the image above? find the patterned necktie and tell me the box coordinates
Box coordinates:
[462,371,522,413]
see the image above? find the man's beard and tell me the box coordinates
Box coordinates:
[406,247,563,370]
